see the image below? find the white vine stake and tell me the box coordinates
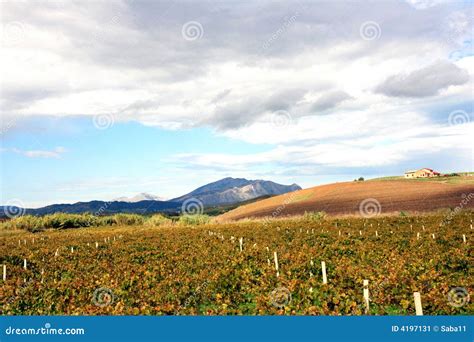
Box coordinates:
[375,231,378,237]
[2,264,6,281]
[71,246,74,253]
[413,292,423,316]
[23,259,27,270]
[431,233,435,240]
[239,237,243,252]
[417,232,420,240]
[95,242,99,249]
[55,248,59,257]
[363,280,369,313]
[321,261,327,284]
[274,252,279,277]
[462,234,466,243]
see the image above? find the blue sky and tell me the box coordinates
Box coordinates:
[1,0,473,207]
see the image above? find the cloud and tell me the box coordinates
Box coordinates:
[375,61,469,97]
[10,147,66,159]
[1,1,472,176]
[309,90,352,113]
[405,0,449,10]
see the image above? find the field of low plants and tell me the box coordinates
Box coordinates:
[0,211,472,315]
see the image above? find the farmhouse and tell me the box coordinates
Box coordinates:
[404,168,441,178]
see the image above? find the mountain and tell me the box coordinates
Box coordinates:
[171,177,302,206]
[113,193,166,202]
[0,177,301,217]
[6,200,182,217]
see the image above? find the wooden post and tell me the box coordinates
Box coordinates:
[363,280,369,313]
[422,225,425,231]
[338,230,341,236]
[359,230,362,236]
[274,252,279,277]
[239,237,243,252]
[321,261,327,284]
[2,264,6,281]
[413,292,423,316]
[462,234,466,243]
[55,248,59,257]
[375,231,378,237]
[18,240,20,246]
[23,259,27,270]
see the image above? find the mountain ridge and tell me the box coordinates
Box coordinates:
[1,177,301,216]
[171,177,301,206]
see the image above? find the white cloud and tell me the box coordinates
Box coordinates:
[10,146,66,159]
[375,61,469,97]
[1,1,472,177]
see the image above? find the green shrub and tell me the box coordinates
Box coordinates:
[1,215,44,232]
[111,213,145,226]
[145,214,172,227]
[178,214,211,226]
[0,212,149,231]
[303,211,327,222]
[41,213,97,229]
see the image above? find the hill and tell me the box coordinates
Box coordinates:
[113,193,166,202]
[0,177,300,217]
[171,177,301,206]
[218,179,474,221]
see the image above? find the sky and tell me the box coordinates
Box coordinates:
[0,0,473,208]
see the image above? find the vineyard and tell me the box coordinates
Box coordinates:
[0,211,472,315]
